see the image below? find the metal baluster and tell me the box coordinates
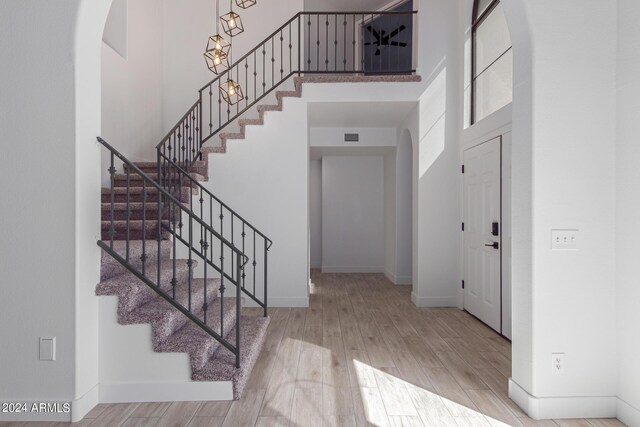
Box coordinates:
[316,14,320,71]
[141,179,147,277]
[245,58,249,109]
[108,153,116,249]
[334,14,337,71]
[241,222,246,290]
[353,14,357,72]
[253,51,257,105]
[280,29,283,81]
[325,14,329,71]
[235,251,241,368]
[125,167,131,262]
[156,152,162,286]
[271,38,274,87]
[307,16,311,71]
[343,15,347,71]
[231,212,235,280]
[188,216,193,312]
[288,22,292,74]
[253,230,256,295]
[202,228,209,325]
[263,238,268,317]
[171,197,177,299]
[262,43,266,95]
[218,83,222,131]
[220,244,225,337]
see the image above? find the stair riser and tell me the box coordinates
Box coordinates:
[101,228,171,241]
[101,209,170,221]
[100,241,172,281]
[101,194,190,203]
[129,165,208,178]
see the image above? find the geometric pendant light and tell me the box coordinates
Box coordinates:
[235,0,256,9]
[221,0,244,37]
[204,0,231,74]
[219,78,245,105]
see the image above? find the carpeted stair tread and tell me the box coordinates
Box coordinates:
[158,296,241,372]
[101,202,171,221]
[99,240,171,281]
[193,315,270,399]
[119,278,221,346]
[96,259,195,315]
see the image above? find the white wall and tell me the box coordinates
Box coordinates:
[322,156,385,273]
[616,0,640,423]
[384,153,397,280]
[502,0,619,420]
[0,0,109,422]
[408,0,462,307]
[101,0,163,166]
[205,98,309,307]
[395,130,413,285]
[309,159,323,268]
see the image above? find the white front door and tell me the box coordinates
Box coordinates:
[463,137,502,333]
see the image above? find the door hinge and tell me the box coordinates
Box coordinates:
[461,165,465,173]
[462,280,465,289]
[462,222,465,231]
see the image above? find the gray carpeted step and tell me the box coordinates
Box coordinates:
[193,315,270,400]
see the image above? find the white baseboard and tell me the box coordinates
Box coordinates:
[411,292,457,307]
[99,381,233,403]
[508,378,617,419]
[267,296,309,307]
[322,266,385,274]
[72,384,99,422]
[384,270,412,285]
[618,397,640,427]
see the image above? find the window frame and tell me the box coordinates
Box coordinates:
[470,0,508,125]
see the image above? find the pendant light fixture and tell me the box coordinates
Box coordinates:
[235,0,256,9]
[204,0,231,74]
[219,47,244,105]
[221,0,244,37]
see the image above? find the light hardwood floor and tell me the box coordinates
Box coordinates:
[3,272,627,427]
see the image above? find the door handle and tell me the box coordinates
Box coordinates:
[485,242,499,250]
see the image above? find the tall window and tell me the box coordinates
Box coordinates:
[471,0,512,124]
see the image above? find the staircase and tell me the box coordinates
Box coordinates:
[96,8,418,402]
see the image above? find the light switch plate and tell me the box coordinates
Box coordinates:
[39,337,56,361]
[551,229,579,250]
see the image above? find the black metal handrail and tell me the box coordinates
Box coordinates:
[98,136,247,367]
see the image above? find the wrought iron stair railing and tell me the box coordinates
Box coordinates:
[98,137,248,368]
[156,10,417,167]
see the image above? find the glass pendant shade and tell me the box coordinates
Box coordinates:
[219,79,244,105]
[221,12,244,36]
[235,0,256,9]
[204,34,231,73]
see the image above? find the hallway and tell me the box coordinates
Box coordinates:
[6,272,625,427]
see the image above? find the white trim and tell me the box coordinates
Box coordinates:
[618,397,640,427]
[99,381,233,403]
[321,266,385,274]
[508,379,618,420]
[72,384,99,422]
[384,269,412,285]
[267,296,309,307]
[411,292,457,307]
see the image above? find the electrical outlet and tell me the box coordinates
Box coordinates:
[551,352,565,374]
[551,229,579,250]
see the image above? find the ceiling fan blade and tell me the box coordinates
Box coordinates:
[365,25,382,40]
[387,25,407,40]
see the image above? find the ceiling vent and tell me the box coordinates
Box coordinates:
[344,133,359,143]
